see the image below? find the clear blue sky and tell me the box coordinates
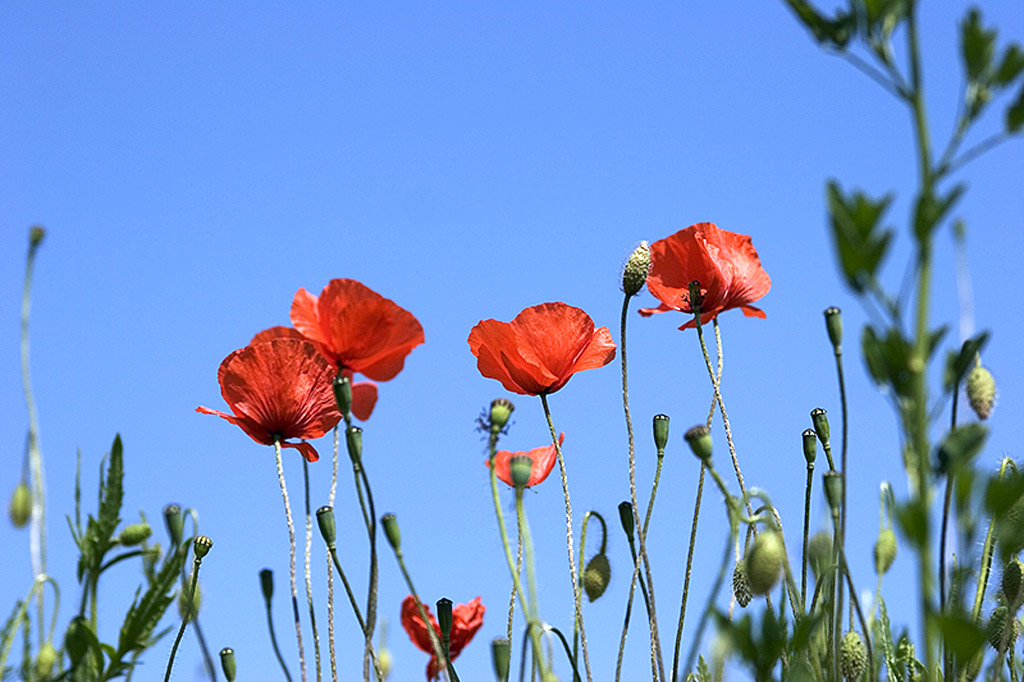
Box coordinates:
[2,3,1022,681]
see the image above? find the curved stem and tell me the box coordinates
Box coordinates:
[164,558,204,682]
[263,580,295,682]
[274,439,307,682]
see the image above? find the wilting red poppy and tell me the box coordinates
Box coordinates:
[252,327,378,421]
[468,303,616,395]
[290,279,424,381]
[486,433,564,488]
[196,338,341,462]
[401,595,485,680]
[639,222,771,330]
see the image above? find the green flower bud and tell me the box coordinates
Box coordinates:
[35,641,57,679]
[220,648,237,682]
[732,560,752,607]
[259,568,274,602]
[1003,559,1024,608]
[824,307,843,349]
[802,429,817,466]
[316,506,336,549]
[840,631,867,681]
[163,503,184,548]
[178,578,202,621]
[491,637,510,681]
[118,522,152,547]
[811,408,830,447]
[684,425,712,464]
[618,501,634,539]
[745,530,785,596]
[987,605,1018,651]
[874,528,897,575]
[583,553,611,602]
[333,374,353,417]
[193,535,213,560]
[807,531,833,579]
[381,513,401,552]
[966,365,996,420]
[509,455,532,489]
[622,241,651,297]
[653,414,670,454]
[823,471,843,516]
[346,426,363,464]
[9,482,31,528]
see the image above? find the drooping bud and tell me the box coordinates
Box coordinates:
[840,631,867,681]
[823,471,843,516]
[653,414,670,454]
[987,605,1018,651]
[618,501,635,539]
[9,482,31,528]
[178,578,202,621]
[622,241,651,297]
[491,637,511,681]
[824,307,843,349]
[732,561,752,607]
[874,528,897,575]
[35,642,57,679]
[259,568,274,602]
[509,455,533,489]
[193,535,213,560]
[333,374,353,417]
[807,531,833,579]
[583,553,611,602]
[802,429,817,466]
[1002,559,1024,608]
[346,426,363,464]
[381,513,401,552]
[811,408,830,447]
[437,598,453,644]
[316,506,336,549]
[745,530,785,595]
[966,365,996,420]
[489,398,515,432]
[163,503,184,548]
[219,647,237,682]
[684,425,712,464]
[118,522,152,547]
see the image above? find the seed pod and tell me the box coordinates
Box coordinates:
[966,365,996,420]
[684,425,712,464]
[9,482,31,528]
[219,647,237,682]
[732,561,752,607]
[491,638,510,681]
[745,530,784,596]
[622,241,651,296]
[874,528,897,575]
[824,307,843,349]
[381,513,401,552]
[316,506,337,548]
[489,398,514,432]
[652,414,670,454]
[840,631,867,681]
[583,553,611,602]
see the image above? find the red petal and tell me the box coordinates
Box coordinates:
[486,433,563,488]
[290,288,326,349]
[251,326,305,344]
[350,380,378,421]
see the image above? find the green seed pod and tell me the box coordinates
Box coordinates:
[316,506,337,548]
[219,647,237,682]
[874,528,897,575]
[807,531,833,579]
[745,530,785,596]
[840,631,867,681]
[163,503,184,547]
[509,455,533,489]
[617,501,635,539]
[811,408,830,447]
[966,365,996,420]
[346,426,363,464]
[653,414,670,454]
[622,241,651,297]
[824,307,843,349]
[823,471,843,516]
[9,482,31,528]
[178,578,202,621]
[583,553,611,602]
[491,637,510,681]
[437,598,453,641]
[29,225,46,247]
[489,398,514,432]
[259,568,274,602]
[732,560,752,607]
[118,522,152,547]
[1003,559,1024,608]
[802,429,817,466]
[193,535,213,560]
[35,641,57,679]
[333,374,353,417]
[381,513,401,552]
[684,425,712,464]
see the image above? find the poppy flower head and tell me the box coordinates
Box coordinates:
[401,595,485,680]
[468,302,616,395]
[486,433,564,488]
[196,338,342,462]
[639,222,771,330]
[290,279,424,382]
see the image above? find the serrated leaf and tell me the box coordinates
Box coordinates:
[995,44,1024,85]
[861,325,915,399]
[828,181,894,292]
[874,597,903,682]
[937,612,986,659]
[98,434,124,543]
[1007,82,1024,132]
[961,8,996,83]
[116,543,187,660]
[943,332,990,392]
[914,185,965,241]
[937,423,988,474]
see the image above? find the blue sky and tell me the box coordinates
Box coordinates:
[2,3,1023,681]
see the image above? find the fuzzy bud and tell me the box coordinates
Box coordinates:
[874,528,897,575]
[824,307,843,349]
[622,241,651,296]
[732,561,752,607]
[317,506,336,549]
[807,531,833,579]
[745,530,785,596]
[220,648,237,682]
[9,482,31,528]
[381,513,401,552]
[35,642,57,679]
[802,429,817,466]
[811,408,830,447]
[333,374,353,417]
[1003,559,1024,608]
[491,637,511,681]
[489,398,514,432]
[987,605,1017,651]
[118,522,152,547]
[583,553,611,602]
[509,455,532,489]
[840,631,867,681]
[653,414,670,454]
[966,365,996,420]
[259,568,274,602]
[684,425,712,464]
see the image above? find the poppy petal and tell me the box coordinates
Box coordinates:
[350,381,378,421]
[281,440,319,463]
[290,288,328,350]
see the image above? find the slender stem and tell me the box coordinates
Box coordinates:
[274,439,307,682]
[539,394,593,682]
[264,584,295,682]
[164,558,204,682]
[515,490,557,682]
[326,552,337,682]
[670,464,705,682]
[972,459,1014,622]
[302,459,322,682]
[328,548,367,633]
[801,463,815,608]
[357,466,379,680]
[543,626,583,682]
[940,132,1010,178]
[838,545,875,682]
[614,522,651,682]
[393,549,453,680]
[833,342,849,682]
[192,618,218,682]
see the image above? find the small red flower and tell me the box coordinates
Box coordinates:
[486,433,564,488]
[252,327,378,421]
[401,595,485,680]
[468,303,616,395]
[196,338,341,462]
[290,279,424,381]
[639,222,771,330]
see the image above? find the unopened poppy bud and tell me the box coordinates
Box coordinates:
[491,637,511,681]
[509,455,533,489]
[874,528,897,575]
[219,647,237,682]
[489,398,514,432]
[745,530,785,595]
[35,642,57,678]
[333,374,353,417]
[437,598,453,642]
[317,506,336,549]
[622,241,651,297]
[178,578,202,621]
[684,425,712,464]
[966,365,996,420]
[193,535,213,560]
[807,531,833,578]
[732,561,752,607]
[381,513,401,552]
[29,225,46,247]
[583,553,611,602]
[802,429,817,466]
[163,503,184,547]
[824,307,843,349]
[118,522,152,546]
[618,501,635,539]
[346,426,363,464]
[987,605,1018,651]
[653,414,670,453]
[810,408,830,446]
[9,482,31,528]
[259,568,274,602]
[1003,559,1024,608]
[823,471,843,516]
[840,631,867,682]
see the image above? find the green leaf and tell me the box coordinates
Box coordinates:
[943,332,990,392]
[116,542,187,661]
[914,185,965,240]
[827,181,895,292]
[937,612,986,660]
[895,500,927,549]
[984,469,1024,517]
[994,44,1024,86]
[961,8,996,83]
[861,325,915,399]
[1007,82,1024,132]
[98,434,124,542]
[936,423,988,473]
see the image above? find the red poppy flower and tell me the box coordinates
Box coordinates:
[486,433,564,488]
[196,338,341,462]
[401,595,485,680]
[252,326,378,421]
[468,303,616,395]
[639,222,771,330]
[289,279,424,381]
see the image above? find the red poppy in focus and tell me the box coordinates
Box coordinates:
[401,595,485,680]
[486,433,564,488]
[196,338,341,462]
[468,303,616,395]
[252,327,378,421]
[290,279,424,381]
[639,222,771,330]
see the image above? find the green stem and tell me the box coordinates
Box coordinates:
[801,464,814,609]
[516,491,554,681]
[302,459,322,682]
[164,556,204,682]
[274,439,307,682]
[357,466,379,681]
[574,512,606,669]
[671,464,705,682]
[327,548,368,635]
[263,583,295,682]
